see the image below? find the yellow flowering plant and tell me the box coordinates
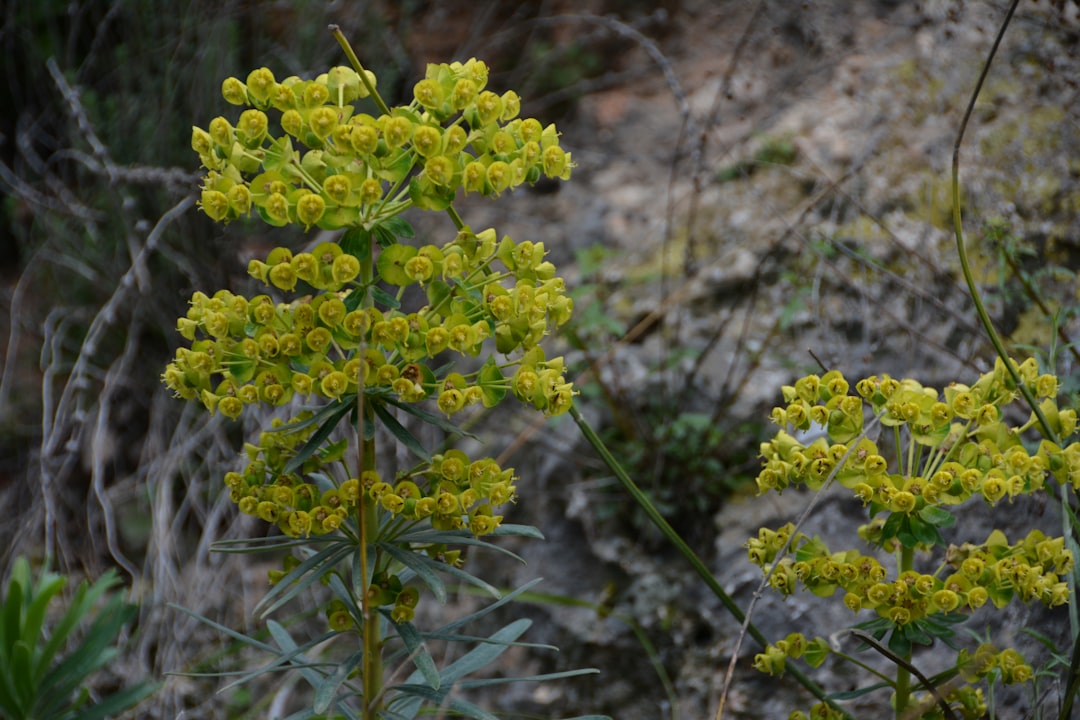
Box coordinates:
[747,358,1077,718]
[165,27,603,720]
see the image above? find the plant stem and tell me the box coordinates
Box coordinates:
[895,544,915,718]
[355,235,382,719]
[330,25,392,117]
[360,424,381,720]
[569,405,851,719]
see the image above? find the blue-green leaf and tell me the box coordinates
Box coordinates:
[314,649,363,713]
[371,401,430,462]
[379,543,447,604]
[393,621,440,690]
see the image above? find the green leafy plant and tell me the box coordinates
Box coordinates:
[0,557,156,720]
[164,26,605,720]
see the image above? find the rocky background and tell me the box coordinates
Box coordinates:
[2,1,1080,718]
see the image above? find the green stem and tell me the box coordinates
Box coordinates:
[569,405,851,718]
[360,424,381,720]
[330,25,392,117]
[947,4,1080,717]
[354,235,382,720]
[949,0,1053,446]
[894,545,915,718]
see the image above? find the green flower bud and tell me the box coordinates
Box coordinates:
[302,81,330,108]
[486,161,511,193]
[413,78,444,110]
[227,184,253,215]
[219,396,243,420]
[305,327,332,353]
[438,388,466,416]
[356,177,381,205]
[753,645,787,676]
[237,109,269,146]
[351,124,379,154]
[404,255,435,284]
[222,76,248,105]
[309,106,338,140]
[519,118,543,144]
[208,116,232,148]
[317,371,347,399]
[500,90,521,120]
[280,109,303,137]
[286,253,315,285]
[246,67,276,104]
[268,262,297,291]
[451,78,478,109]
[383,115,413,149]
[424,156,455,187]
[475,91,503,126]
[323,174,351,204]
[264,192,290,224]
[541,145,568,178]
[444,125,468,155]
[494,131,518,156]
[192,126,213,156]
[296,193,326,229]
[200,189,229,222]
[317,297,346,327]
[463,161,487,193]
[412,125,442,158]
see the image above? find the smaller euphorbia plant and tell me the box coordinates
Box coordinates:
[165,29,603,720]
[746,357,1076,719]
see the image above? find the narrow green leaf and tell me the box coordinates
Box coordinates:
[373,224,398,249]
[212,534,341,553]
[887,628,911,657]
[379,543,447,604]
[383,395,477,439]
[428,580,544,639]
[265,398,354,435]
[439,618,531,684]
[458,668,601,688]
[265,620,328,688]
[282,402,353,475]
[393,621,440,690]
[255,543,354,619]
[828,681,893,700]
[371,401,430,462]
[61,681,159,720]
[488,523,545,540]
[370,284,401,309]
[391,684,499,720]
[11,641,34,713]
[2,567,25,660]
[393,529,528,563]
[314,650,363,713]
[382,215,415,239]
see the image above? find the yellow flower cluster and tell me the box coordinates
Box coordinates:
[747,358,1077,708]
[193,59,572,228]
[749,524,1070,623]
[162,226,574,420]
[758,359,1077,519]
[231,422,516,539]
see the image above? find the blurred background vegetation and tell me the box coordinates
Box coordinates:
[3,1,1080,718]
